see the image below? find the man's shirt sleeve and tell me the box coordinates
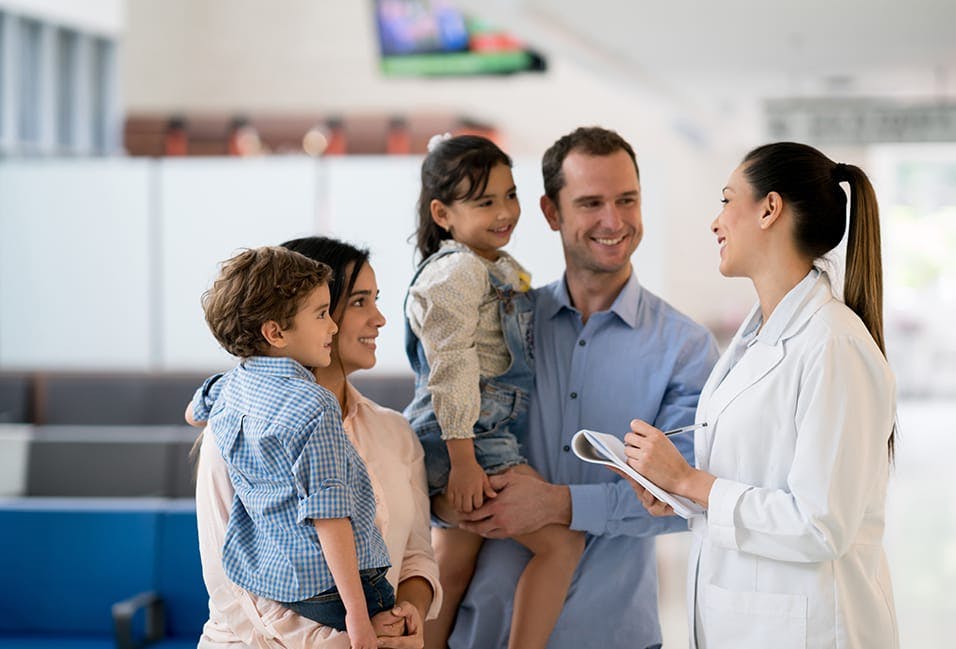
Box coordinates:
[569,324,719,537]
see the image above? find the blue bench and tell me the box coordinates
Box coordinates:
[0,498,206,649]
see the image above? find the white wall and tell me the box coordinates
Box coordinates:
[0,154,757,373]
[0,159,152,369]
[158,157,324,369]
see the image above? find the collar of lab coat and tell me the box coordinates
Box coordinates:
[753,267,832,346]
[699,268,834,426]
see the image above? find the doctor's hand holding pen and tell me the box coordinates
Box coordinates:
[619,420,717,514]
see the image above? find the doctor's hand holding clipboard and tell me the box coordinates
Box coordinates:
[616,420,715,515]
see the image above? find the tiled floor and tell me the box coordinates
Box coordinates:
[655,399,955,647]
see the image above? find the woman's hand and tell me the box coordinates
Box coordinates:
[607,467,674,517]
[624,419,716,507]
[623,419,694,492]
[371,606,406,638]
[446,458,496,513]
[376,601,425,648]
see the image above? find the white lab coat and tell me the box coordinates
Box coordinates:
[688,270,899,649]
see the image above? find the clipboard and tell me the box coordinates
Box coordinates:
[571,429,704,519]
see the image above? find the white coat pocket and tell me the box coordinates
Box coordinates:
[703,583,807,649]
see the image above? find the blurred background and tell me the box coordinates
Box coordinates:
[0,1,953,646]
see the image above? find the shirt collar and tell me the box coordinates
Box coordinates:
[241,356,316,382]
[541,270,642,329]
[343,380,370,420]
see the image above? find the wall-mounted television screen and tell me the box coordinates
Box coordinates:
[374,0,546,76]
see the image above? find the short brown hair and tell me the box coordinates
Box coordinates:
[202,246,332,358]
[542,126,639,203]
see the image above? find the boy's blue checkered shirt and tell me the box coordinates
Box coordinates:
[192,356,390,602]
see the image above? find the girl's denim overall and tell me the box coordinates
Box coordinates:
[403,247,535,495]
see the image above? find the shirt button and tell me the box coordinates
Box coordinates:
[570,392,578,399]
[578,339,586,346]
[563,445,571,452]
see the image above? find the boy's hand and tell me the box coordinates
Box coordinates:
[446,459,496,513]
[346,610,378,649]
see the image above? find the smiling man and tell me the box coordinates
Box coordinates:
[449,127,720,649]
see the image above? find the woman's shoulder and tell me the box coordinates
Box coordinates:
[808,300,874,341]
[349,386,421,443]
[799,300,888,366]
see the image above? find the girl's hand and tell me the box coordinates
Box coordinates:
[346,610,378,649]
[623,419,694,492]
[447,459,496,513]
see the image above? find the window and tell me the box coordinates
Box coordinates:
[17,18,41,145]
[90,37,115,153]
[56,28,78,150]
[871,145,956,397]
[0,12,6,142]
[0,12,117,156]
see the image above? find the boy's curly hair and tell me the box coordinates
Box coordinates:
[202,246,332,358]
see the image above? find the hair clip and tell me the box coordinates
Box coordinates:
[427,132,453,153]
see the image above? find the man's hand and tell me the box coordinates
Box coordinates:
[457,467,571,538]
[376,601,425,649]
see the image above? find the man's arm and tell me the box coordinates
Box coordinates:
[456,470,570,538]
[567,328,718,536]
[460,326,718,540]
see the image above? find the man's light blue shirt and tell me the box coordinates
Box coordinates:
[450,272,719,649]
[194,356,390,603]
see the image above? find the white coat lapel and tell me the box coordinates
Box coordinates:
[703,271,834,427]
[697,302,758,410]
[704,342,784,422]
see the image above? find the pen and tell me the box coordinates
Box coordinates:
[662,422,708,437]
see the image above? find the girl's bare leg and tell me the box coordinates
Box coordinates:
[424,495,484,649]
[507,465,585,649]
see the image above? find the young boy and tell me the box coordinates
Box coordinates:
[191,246,393,649]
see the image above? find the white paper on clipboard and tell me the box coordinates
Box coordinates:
[571,429,704,519]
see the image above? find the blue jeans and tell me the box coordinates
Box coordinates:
[284,567,395,631]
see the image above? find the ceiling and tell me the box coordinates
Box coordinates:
[457,0,956,112]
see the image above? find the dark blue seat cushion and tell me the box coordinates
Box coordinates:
[156,504,208,638]
[0,636,116,649]
[0,499,159,635]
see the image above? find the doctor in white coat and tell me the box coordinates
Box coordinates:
[621,142,898,649]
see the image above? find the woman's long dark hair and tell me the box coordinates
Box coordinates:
[742,142,894,458]
[280,236,370,318]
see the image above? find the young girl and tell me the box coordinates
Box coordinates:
[403,134,584,649]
